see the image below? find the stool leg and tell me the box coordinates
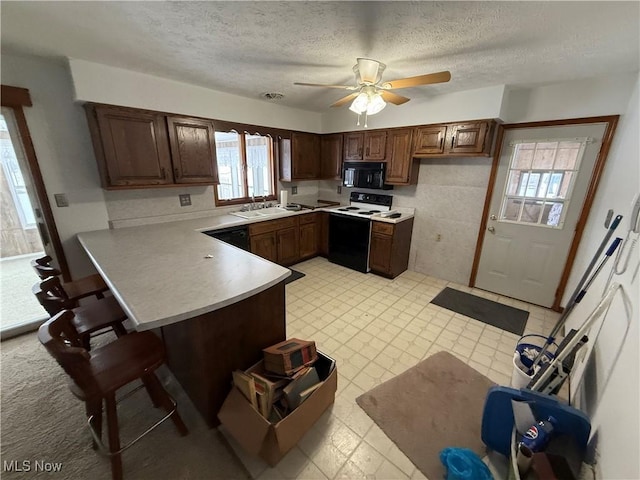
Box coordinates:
[141,377,160,408]
[86,399,103,450]
[143,373,188,436]
[105,394,123,480]
[112,323,127,337]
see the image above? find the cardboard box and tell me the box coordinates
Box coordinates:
[218,351,337,466]
[263,338,318,376]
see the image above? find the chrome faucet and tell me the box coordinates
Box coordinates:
[250,195,256,210]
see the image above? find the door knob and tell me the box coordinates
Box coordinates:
[487,226,495,233]
[490,214,497,220]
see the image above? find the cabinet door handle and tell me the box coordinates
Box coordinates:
[451,136,455,149]
[366,147,370,157]
[439,137,444,150]
[161,167,167,179]
[174,167,180,179]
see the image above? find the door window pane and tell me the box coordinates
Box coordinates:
[499,138,587,228]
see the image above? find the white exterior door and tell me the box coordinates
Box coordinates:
[475,123,608,307]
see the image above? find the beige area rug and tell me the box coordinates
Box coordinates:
[356,351,496,480]
[1,332,250,480]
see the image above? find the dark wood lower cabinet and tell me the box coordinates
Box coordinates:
[249,216,300,266]
[160,282,286,427]
[277,227,300,265]
[369,218,414,278]
[299,213,319,260]
[250,232,278,263]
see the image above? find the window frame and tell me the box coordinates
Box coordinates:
[212,120,284,207]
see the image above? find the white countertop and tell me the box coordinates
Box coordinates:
[78,213,295,331]
[77,206,415,331]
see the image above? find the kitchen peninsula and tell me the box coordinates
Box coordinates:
[77,214,292,427]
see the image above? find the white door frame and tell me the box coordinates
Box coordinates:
[470,116,619,311]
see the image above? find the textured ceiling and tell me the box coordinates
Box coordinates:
[2,1,639,112]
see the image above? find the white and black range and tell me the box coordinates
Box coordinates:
[326,192,393,273]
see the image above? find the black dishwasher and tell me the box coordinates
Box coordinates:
[203,226,250,251]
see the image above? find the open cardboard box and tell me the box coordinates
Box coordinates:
[218,351,337,466]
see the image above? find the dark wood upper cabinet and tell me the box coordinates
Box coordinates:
[413,120,496,157]
[319,134,343,180]
[86,104,220,189]
[91,106,173,187]
[413,125,447,155]
[343,132,364,161]
[364,131,387,161]
[448,122,490,154]
[166,116,219,184]
[279,132,320,181]
[343,131,387,162]
[386,128,419,185]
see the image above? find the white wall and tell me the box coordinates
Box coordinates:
[1,54,109,277]
[322,84,506,133]
[317,158,493,285]
[500,73,638,123]
[565,78,639,480]
[500,73,639,479]
[70,58,322,132]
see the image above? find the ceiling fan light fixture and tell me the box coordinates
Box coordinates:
[348,92,370,114]
[366,93,386,115]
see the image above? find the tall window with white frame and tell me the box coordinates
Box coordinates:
[214,130,276,205]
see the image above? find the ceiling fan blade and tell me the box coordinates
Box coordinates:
[379,90,411,106]
[294,82,356,90]
[330,93,359,108]
[381,71,451,90]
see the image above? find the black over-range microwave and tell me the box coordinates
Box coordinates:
[342,162,393,190]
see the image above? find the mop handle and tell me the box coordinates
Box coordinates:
[575,237,623,303]
[529,219,622,372]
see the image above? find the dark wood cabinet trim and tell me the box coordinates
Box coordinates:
[1,85,32,107]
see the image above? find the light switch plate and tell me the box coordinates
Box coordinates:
[337,185,342,194]
[54,193,69,207]
[179,194,192,206]
[291,186,298,195]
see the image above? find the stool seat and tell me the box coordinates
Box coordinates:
[31,255,109,302]
[72,296,127,338]
[64,273,109,302]
[33,276,127,350]
[74,332,165,401]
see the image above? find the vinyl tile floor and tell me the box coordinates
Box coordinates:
[221,257,561,480]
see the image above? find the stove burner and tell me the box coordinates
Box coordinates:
[369,210,381,213]
[345,206,360,210]
[338,208,349,211]
[359,211,374,215]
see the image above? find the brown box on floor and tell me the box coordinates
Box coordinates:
[218,351,337,466]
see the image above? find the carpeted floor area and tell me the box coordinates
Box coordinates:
[0,332,251,479]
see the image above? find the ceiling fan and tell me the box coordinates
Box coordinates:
[294,58,451,122]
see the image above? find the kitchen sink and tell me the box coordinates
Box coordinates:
[230,206,290,219]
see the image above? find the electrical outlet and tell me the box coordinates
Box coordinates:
[291,186,298,195]
[179,194,192,206]
[54,193,69,208]
[436,234,442,242]
[337,185,342,194]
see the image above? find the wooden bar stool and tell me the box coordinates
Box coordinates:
[31,255,109,302]
[38,310,188,480]
[33,276,127,349]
